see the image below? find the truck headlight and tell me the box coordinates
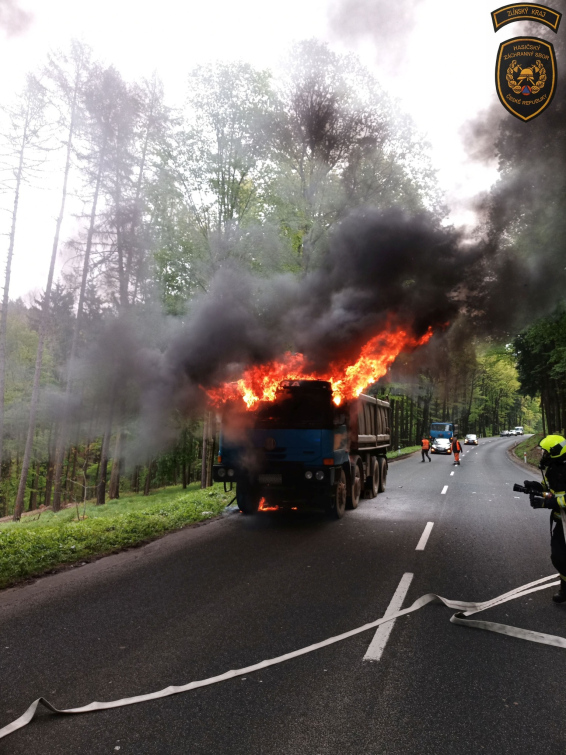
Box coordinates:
[315,471,324,481]
[227,469,235,478]
[305,471,313,480]
[217,468,226,478]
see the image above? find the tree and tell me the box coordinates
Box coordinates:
[269,40,444,272]
[514,308,566,435]
[0,74,47,492]
[12,48,87,520]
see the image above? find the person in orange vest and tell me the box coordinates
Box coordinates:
[451,435,463,465]
[421,436,432,462]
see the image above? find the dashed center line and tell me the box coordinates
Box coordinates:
[441,485,448,495]
[415,522,434,551]
[363,573,414,662]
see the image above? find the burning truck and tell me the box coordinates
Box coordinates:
[213,379,390,518]
[207,324,434,518]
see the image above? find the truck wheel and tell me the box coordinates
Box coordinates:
[236,482,260,515]
[327,468,346,519]
[347,457,362,509]
[377,456,387,493]
[368,456,379,498]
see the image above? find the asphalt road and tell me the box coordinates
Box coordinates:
[2,436,565,754]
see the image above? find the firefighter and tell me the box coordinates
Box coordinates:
[421,436,432,463]
[526,434,566,603]
[451,435,463,465]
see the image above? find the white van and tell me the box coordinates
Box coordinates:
[514,426,524,435]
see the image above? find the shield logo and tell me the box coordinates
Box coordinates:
[495,37,557,120]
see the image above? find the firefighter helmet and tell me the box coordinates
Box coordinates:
[540,435,566,461]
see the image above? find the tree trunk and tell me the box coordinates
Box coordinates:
[131,465,139,493]
[12,94,78,521]
[201,412,209,489]
[144,461,153,496]
[44,454,54,509]
[97,426,112,507]
[0,122,28,483]
[52,134,105,512]
[28,460,40,511]
[108,430,123,499]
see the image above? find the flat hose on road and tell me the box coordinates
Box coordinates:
[1,573,563,742]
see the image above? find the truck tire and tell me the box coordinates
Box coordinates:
[368,456,379,498]
[327,468,347,519]
[377,456,387,493]
[236,482,260,515]
[347,457,362,509]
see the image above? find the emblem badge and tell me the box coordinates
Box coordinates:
[265,437,277,451]
[491,4,562,33]
[495,37,557,120]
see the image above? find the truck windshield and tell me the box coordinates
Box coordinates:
[431,423,452,432]
[253,389,334,430]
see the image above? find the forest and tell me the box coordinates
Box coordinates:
[0,37,562,519]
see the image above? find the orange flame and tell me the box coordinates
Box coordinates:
[258,497,278,512]
[206,324,433,409]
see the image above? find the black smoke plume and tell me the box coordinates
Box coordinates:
[82,200,561,458]
[121,208,470,451]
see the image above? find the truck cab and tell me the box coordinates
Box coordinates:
[213,380,390,519]
[430,422,458,440]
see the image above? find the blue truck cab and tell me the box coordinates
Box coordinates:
[213,380,391,519]
[430,422,458,440]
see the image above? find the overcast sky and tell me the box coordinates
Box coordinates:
[0,0,527,298]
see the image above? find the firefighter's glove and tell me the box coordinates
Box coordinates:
[529,494,548,509]
[524,480,544,493]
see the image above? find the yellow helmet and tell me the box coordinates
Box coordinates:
[540,435,566,459]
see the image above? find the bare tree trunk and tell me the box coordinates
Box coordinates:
[144,460,153,496]
[28,460,39,511]
[97,408,114,507]
[0,458,12,516]
[13,98,77,521]
[131,465,140,493]
[0,123,28,481]
[108,429,123,499]
[52,135,106,512]
[181,429,188,489]
[206,417,215,488]
[201,413,209,489]
[44,454,54,509]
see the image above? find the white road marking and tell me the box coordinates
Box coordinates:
[363,573,414,662]
[441,485,448,494]
[450,471,454,476]
[416,522,434,551]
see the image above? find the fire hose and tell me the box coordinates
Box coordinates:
[1,573,563,742]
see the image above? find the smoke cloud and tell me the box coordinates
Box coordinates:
[78,202,562,459]
[328,0,423,62]
[0,0,32,36]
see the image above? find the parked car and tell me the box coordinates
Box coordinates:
[465,434,478,445]
[508,429,517,435]
[500,430,509,436]
[431,438,452,454]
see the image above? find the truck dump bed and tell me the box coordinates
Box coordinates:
[349,394,391,452]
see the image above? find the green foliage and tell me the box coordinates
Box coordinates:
[0,484,233,588]
[513,307,566,434]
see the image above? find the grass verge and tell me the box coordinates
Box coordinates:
[0,484,235,590]
[514,433,544,466]
[387,445,421,460]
